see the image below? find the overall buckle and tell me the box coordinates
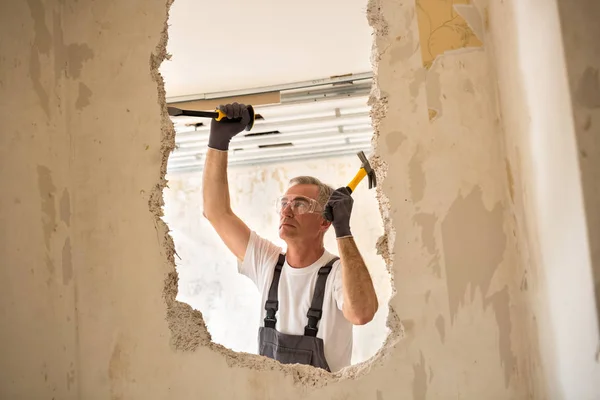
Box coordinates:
[306,308,322,319]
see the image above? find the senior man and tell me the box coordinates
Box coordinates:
[202,102,378,372]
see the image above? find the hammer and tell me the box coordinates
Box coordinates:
[167,105,261,131]
[323,150,377,221]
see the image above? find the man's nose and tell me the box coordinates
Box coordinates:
[281,203,294,217]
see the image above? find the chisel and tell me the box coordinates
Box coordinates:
[167,106,258,131]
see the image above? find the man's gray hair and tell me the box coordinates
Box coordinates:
[288,176,335,209]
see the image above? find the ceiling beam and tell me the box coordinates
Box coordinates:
[165,72,373,103]
[168,91,281,111]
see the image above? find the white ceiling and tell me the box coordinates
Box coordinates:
[160,0,374,97]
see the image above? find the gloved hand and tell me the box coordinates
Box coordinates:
[208,102,251,151]
[323,187,353,238]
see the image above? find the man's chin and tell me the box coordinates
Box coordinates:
[279,225,296,238]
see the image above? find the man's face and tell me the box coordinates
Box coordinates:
[278,184,329,241]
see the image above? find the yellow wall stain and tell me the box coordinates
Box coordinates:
[416,0,483,68]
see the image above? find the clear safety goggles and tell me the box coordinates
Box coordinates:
[275,195,322,215]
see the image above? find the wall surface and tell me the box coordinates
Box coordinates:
[0,1,80,398]
[4,0,598,398]
[486,0,600,398]
[162,155,391,365]
[555,0,600,343]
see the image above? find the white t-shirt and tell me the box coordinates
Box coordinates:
[239,230,353,372]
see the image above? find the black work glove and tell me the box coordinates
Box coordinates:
[323,187,353,238]
[208,102,251,151]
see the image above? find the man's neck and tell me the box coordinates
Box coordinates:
[285,239,325,268]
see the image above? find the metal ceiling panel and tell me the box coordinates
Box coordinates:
[166,76,374,173]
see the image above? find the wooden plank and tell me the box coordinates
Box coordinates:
[168,91,281,110]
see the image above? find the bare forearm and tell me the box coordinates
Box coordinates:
[201,149,251,261]
[338,237,378,325]
[202,148,232,218]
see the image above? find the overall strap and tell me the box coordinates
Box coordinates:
[304,257,340,337]
[264,254,286,329]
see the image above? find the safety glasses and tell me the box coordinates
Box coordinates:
[275,195,322,216]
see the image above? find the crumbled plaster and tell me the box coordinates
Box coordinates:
[368,0,397,286]
[365,0,407,371]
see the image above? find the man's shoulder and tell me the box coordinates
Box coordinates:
[238,230,283,284]
[323,250,341,266]
[249,230,284,255]
[320,252,342,281]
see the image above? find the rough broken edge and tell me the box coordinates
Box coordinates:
[147,0,403,389]
[364,0,405,358]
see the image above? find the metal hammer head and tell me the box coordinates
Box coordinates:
[357,151,377,189]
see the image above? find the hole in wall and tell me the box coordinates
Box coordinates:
[156,0,399,382]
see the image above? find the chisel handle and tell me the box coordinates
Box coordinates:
[167,106,255,131]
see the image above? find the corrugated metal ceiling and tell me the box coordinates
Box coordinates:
[167,74,374,174]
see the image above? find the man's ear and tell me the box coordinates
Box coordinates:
[320,217,332,232]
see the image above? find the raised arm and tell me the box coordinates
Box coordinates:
[326,187,378,325]
[202,103,251,261]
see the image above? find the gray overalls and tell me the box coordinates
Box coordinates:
[258,254,339,372]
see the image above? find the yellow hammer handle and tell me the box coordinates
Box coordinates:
[347,167,367,193]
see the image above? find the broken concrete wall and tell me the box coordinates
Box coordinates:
[4,0,598,398]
